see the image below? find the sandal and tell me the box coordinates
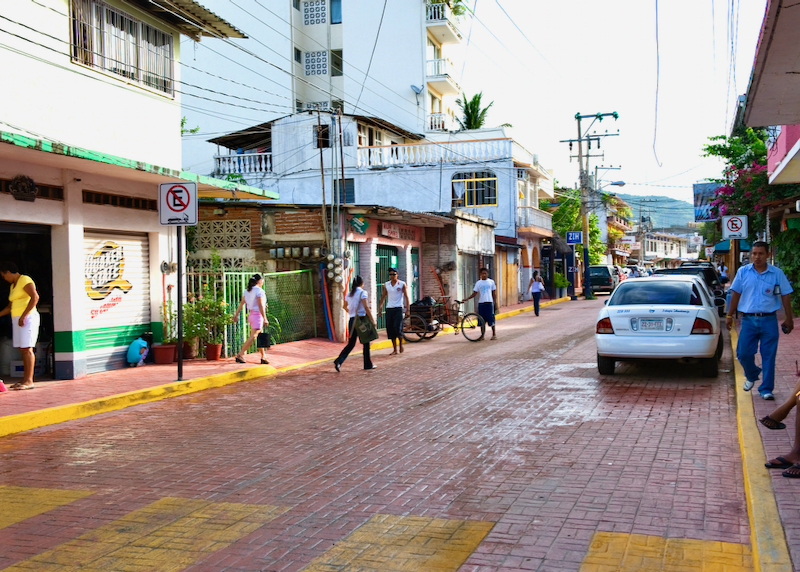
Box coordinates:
[765,456,795,469]
[782,463,800,478]
[760,416,787,430]
[261,359,269,364]
[235,356,246,364]
[11,383,34,390]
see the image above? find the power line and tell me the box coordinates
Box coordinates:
[353,0,388,114]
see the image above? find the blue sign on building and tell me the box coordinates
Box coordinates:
[566,231,582,245]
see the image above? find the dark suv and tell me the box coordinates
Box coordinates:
[652,266,725,314]
[589,265,619,293]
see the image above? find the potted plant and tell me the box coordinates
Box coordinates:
[193,285,232,360]
[554,272,570,298]
[181,297,204,359]
[152,300,178,364]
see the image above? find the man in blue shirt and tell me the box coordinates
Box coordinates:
[126,337,149,367]
[726,241,794,399]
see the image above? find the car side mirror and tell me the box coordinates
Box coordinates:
[714,298,726,307]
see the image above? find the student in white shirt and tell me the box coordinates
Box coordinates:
[460,267,498,340]
[378,268,410,355]
[334,275,378,371]
[232,274,269,364]
[527,270,545,317]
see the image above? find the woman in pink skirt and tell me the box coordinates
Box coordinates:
[232,274,269,364]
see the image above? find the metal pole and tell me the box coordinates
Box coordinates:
[317,108,329,250]
[176,225,183,381]
[577,116,594,299]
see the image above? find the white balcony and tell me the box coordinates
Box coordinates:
[426,58,460,96]
[427,112,456,132]
[357,138,512,168]
[214,152,273,176]
[426,2,462,44]
[517,206,553,236]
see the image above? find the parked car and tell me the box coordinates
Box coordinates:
[614,265,626,281]
[651,266,725,316]
[589,265,619,293]
[595,275,724,377]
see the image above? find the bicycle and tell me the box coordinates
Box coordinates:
[402,297,486,342]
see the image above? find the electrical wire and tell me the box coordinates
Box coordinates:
[353,0,388,114]
[652,0,663,167]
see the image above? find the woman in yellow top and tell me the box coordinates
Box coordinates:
[0,261,40,390]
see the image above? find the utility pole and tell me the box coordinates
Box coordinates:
[634,198,658,266]
[560,112,619,299]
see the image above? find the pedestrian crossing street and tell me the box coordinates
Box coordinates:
[0,486,752,571]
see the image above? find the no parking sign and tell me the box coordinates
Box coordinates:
[722,215,747,239]
[158,182,197,226]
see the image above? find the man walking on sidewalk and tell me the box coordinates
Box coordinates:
[726,241,794,400]
[378,268,410,356]
[461,267,498,340]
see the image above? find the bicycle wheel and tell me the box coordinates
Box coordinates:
[460,312,485,342]
[402,314,428,342]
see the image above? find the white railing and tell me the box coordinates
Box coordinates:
[357,138,512,168]
[426,2,462,38]
[427,58,454,77]
[214,153,273,175]
[428,112,455,131]
[518,206,553,231]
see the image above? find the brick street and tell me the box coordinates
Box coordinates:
[0,298,751,571]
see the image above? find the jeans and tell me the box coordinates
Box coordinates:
[737,314,780,394]
[532,292,541,316]
[335,317,373,369]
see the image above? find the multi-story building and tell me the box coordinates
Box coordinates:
[0,0,265,378]
[202,0,555,327]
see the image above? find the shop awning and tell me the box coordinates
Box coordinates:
[347,206,454,228]
[713,239,751,253]
[0,131,277,200]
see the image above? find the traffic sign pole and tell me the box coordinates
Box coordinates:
[176,226,183,381]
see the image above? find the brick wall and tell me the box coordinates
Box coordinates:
[421,243,457,299]
[273,210,325,234]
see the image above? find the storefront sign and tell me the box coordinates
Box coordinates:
[380,222,417,241]
[84,241,133,300]
[619,236,635,244]
[349,215,369,234]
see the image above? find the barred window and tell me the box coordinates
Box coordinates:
[452,171,497,207]
[70,0,174,95]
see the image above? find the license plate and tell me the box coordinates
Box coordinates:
[640,319,663,331]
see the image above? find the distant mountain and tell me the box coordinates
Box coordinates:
[613,193,696,230]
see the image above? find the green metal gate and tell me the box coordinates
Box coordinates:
[375,245,398,330]
[346,241,360,289]
[220,270,318,357]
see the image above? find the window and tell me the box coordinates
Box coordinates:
[331,0,342,24]
[294,47,302,63]
[334,178,355,204]
[331,49,343,76]
[314,124,330,148]
[452,171,497,207]
[293,0,300,9]
[70,0,174,95]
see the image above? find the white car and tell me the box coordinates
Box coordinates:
[595,275,724,377]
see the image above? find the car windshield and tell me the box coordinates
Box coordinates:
[589,268,609,276]
[609,281,693,305]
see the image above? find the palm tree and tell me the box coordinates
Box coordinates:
[455,92,511,130]
[455,92,492,130]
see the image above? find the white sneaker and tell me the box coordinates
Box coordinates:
[762,392,775,400]
[743,380,755,391]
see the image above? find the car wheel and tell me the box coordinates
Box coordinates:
[597,354,616,375]
[701,357,718,377]
[715,334,723,361]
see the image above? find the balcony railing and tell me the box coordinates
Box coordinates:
[214,152,273,175]
[607,214,632,230]
[427,112,455,131]
[426,2,462,43]
[426,59,460,95]
[357,138,512,168]
[517,206,553,232]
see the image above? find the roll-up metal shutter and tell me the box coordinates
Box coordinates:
[83,231,151,373]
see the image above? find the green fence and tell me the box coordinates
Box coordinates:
[187,269,318,357]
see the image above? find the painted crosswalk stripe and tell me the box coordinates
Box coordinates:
[0,486,93,529]
[2,497,290,572]
[301,514,494,572]
[580,532,753,572]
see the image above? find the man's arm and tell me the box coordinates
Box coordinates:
[492,284,498,308]
[402,284,411,315]
[377,285,388,314]
[725,291,741,331]
[781,294,795,333]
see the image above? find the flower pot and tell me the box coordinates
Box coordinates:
[182,339,197,360]
[152,343,177,365]
[204,343,223,361]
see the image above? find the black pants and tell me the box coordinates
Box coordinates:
[532,292,541,316]
[385,307,403,340]
[335,317,373,369]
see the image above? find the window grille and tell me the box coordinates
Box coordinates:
[333,178,355,203]
[303,0,327,25]
[304,50,328,75]
[1,179,64,201]
[70,0,174,95]
[191,220,252,250]
[451,171,497,207]
[83,190,157,211]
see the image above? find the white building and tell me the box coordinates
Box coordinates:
[0,0,272,378]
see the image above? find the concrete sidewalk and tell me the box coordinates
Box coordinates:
[0,297,567,437]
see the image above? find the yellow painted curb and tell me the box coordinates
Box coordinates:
[0,297,572,439]
[495,296,571,320]
[731,327,792,572]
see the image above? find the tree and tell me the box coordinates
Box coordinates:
[181,116,199,136]
[549,187,604,264]
[455,92,498,130]
[430,0,468,17]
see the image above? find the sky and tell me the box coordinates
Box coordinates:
[180,0,768,209]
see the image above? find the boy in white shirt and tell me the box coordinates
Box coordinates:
[461,267,498,340]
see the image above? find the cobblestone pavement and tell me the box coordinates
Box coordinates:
[0,298,753,571]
